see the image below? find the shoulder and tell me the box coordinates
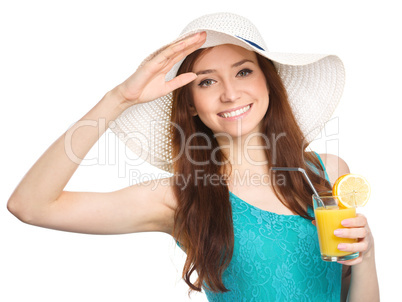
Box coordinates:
[317,153,350,185]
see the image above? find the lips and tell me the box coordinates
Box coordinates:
[218,103,252,119]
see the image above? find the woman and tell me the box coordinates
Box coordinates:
[8,12,379,301]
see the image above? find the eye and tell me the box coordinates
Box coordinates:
[237,69,253,77]
[198,79,216,88]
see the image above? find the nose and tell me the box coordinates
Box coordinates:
[220,78,241,102]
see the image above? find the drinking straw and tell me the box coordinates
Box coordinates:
[271,167,325,207]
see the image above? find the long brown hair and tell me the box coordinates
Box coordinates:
[170,47,331,294]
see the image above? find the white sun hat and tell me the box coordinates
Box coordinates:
[110,12,345,173]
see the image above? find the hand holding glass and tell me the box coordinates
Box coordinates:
[313,192,359,262]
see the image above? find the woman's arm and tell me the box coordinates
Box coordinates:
[7,89,175,234]
[7,32,206,235]
[320,154,380,302]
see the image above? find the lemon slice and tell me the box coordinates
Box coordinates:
[332,174,371,208]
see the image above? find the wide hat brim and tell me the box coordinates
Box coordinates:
[111,13,345,173]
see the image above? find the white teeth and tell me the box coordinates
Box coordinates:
[221,105,251,118]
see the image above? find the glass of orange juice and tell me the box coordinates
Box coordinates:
[313,191,359,262]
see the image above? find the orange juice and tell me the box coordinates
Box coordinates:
[314,206,357,258]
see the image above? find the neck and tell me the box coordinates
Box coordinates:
[215,130,270,175]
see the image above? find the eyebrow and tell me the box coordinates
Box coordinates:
[195,59,254,75]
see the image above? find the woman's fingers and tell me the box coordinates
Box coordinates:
[334,227,367,239]
[312,213,373,267]
[335,214,370,239]
[151,32,206,72]
[146,32,206,94]
[340,213,367,228]
[116,32,206,104]
[337,240,369,253]
[336,240,366,266]
[333,212,374,266]
[165,72,198,92]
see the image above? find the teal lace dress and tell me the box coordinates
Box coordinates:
[179,155,342,301]
[203,191,342,301]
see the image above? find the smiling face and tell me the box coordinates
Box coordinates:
[189,44,269,139]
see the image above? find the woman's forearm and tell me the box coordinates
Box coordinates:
[7,88,128,221]
[348,247,380,301]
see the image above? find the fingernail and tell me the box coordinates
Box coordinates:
[341,219,350,226]
[338,243,347,250]
[334,229,343,236]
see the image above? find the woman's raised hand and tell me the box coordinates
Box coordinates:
[6,34,207,235]
[115,32,206,106]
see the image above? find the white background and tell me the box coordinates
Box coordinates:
[1,0,400,301]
